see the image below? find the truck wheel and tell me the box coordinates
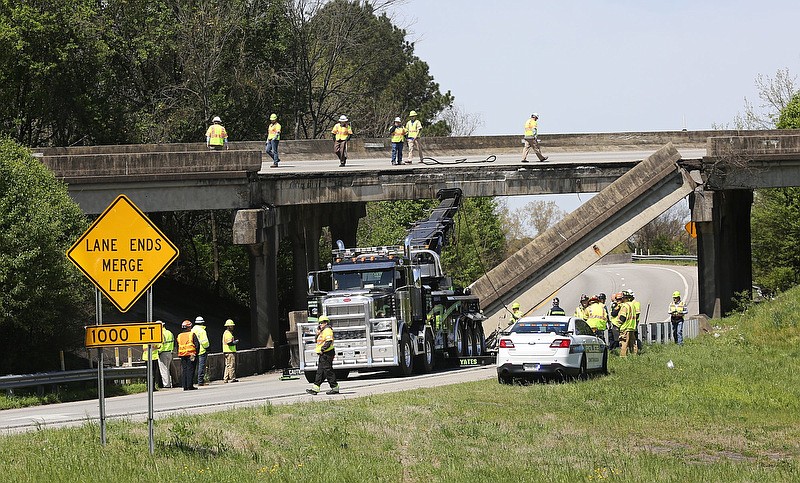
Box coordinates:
[454,323,466,357]
[304,371,317,384]
[475,324,486,356]
[462,325,474,356]
[394,332,414,376]
[415,330,435,374]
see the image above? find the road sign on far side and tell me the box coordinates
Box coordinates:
[67,195,179,312]
[85,322,163,348]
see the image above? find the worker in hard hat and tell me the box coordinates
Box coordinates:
[332,115,353,167]
[405,110,423,163]
[585,295,608,337]
[608,292,624,350]
[206,116,228,150]
[547,297,566,316]
[192,316,211,386]
[521,113,547,163]
[510,302,524,322]
[574,294,590,319]
[157,322,174,389]
[668,291,688,346]
[222,319,239,382]
[177,320,199,390]
[389,117,407,165]
[618,293,638,357]
[307,316,340,395]
[265,113,281,167]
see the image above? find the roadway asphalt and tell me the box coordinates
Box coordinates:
[0,263,696,434]
[257,148,706,174]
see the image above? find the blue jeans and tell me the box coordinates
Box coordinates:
[266,139,280,164]
[196,352,208,384]
[671,319,684,345]
[391,142,404,164]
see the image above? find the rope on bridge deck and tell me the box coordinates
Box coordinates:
[420,155,497,165]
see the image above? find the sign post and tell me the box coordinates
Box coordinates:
[68,194,178,452]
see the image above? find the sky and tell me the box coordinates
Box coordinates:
[387,0,800,135]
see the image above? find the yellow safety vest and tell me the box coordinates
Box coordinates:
[332,123,352,141]
[160,328,174,353]
[511,309,523,322]
[669,301,687,319]
[206,124,227,146]
[574,306,588,319]
[631,300,641,324]
[405,120,422,138]
[390,125,406,143]
[315,326,335,354]
[267,122,281,141]
[177,331,197,357]
[586,302,608,331]
[192,325,210,355]
[524,118,538,137]
[619,302,637,332]
[222,329,237,353]
[141,344,159,361]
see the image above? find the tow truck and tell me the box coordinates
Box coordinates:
[298,188,488,382]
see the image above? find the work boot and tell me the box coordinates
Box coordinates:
[540,156,548,162]
[306,388,319,395]
[326,386,340,395]
[521,159,529,163]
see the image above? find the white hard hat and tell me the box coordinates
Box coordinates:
[339,115,348,122]
[212,116,221,123]
[394,117,401,122]
[531,113,539,118]
[194,316,205,325]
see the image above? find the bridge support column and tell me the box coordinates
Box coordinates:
[290,207,322,310]
[329,202,366,249]
[693,188,753,318]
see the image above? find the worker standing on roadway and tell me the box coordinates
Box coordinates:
[574,294,590,319]
[389,117,407,165]
[307,316,340,395]
[222,319,239,383]
[619,294,639,357]
[626,290,642,351]
[265,113,281,167]
[177,320,199,391]
[332,115,353,167]
[206,116,228,150]
[521,113,547,163]
[510,302,524,322]
[547,297,566,316]
[158,322,174,389]
[608,293,623,350]
[192,316,211,386]
[669,291,688,345]
[141,342,161,390]
[405,110,423,163]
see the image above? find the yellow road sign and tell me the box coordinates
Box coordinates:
[85,322,163,348]
[67,195,179,312]
[685,221,697,239]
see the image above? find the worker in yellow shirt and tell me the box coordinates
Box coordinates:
[331,115,353,167]
[521,113,547,162]
[222,319,239,383]
[405,110,423,163]
[206,116,228,150]
[265,113,281,167]
[389,117,407,165]
[192,316,211,386]
[141,342,161,390]
[157,322,174,388]
[307,316,340,395]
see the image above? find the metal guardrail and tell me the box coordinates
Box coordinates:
[631,254,697,262]
[637,318,700,344]
[0,366,147,392]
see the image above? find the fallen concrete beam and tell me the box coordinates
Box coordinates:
[470,143,697,329]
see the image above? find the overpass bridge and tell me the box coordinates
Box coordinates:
[37,130,799,362]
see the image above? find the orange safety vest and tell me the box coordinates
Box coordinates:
[177,331,197,357]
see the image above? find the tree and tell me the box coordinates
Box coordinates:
[777,92,800,129]
[435,103,483,136]
[728,68,798,129]
[0,138,91,374]
[751,188,800,293]
[628,203,694,255]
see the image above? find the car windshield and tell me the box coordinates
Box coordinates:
[333,270,394,290]
[511,321,569,334]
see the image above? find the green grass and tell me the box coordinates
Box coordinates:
[0,382,147,410]
[4,291,800,482]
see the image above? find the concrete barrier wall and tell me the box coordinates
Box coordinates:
[168,347,277,383]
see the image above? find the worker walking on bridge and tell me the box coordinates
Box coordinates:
[405,110,423,163]
[521,113,547,163]
[389,117,407,165]
[332,115,353,167]
[265,113,281,167]
[206,116,228,150]
[307,316,340,395]
[669,291,688,345]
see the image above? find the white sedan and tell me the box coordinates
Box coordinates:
[496,316,608,383]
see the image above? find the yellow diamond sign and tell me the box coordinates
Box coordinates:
[67,195,179,312]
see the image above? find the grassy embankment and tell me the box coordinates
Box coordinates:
[3,291,800,482]
[0,383,147,410]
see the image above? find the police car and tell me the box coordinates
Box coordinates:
[496,315,608,384]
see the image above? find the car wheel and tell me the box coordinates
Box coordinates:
[601,349,609,375]
[394,332,414,376]
[577,355,588,380]
[304,371,316,384]
[415,329,435,374]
